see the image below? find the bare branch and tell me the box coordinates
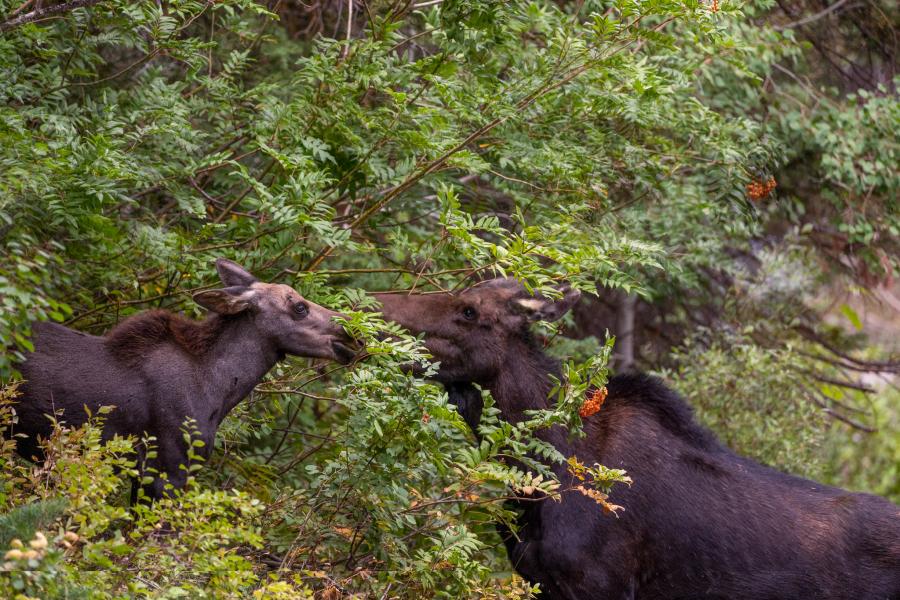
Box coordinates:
[7,0,36,19]
[774,0,857,31]
[341,0,353,60]
[0,0,104,33]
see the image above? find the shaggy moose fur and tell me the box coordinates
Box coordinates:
[13,259,356,500]
[105,310,230,366]
[377,279,900,600]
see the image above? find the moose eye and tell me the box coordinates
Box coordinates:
[462,306,477,321]
[293,303,309,318]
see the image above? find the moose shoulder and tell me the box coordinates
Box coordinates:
[13,259,357,500]
[376,279,900,600]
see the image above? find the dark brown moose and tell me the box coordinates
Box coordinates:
[376,278,900,600]
[14,259,357,500]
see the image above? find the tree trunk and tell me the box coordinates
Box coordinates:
[615,293,637,371]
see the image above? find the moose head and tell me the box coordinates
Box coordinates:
[194,259,358,363]
[375,278,580,385]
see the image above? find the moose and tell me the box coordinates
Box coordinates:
[376,278,900,599]
[12,259,357,500]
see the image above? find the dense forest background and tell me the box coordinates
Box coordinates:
[1,0,897,597]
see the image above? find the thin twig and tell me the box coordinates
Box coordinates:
[7,0,36,20]
[67,49,160,88]
[774,0,855,31]
[389,27,434,52]
[808,394,876,432]
[212,160,275,223]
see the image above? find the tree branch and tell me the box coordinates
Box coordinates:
[773,0,856,31]
[303,56,599,271]
[0,0,105,33]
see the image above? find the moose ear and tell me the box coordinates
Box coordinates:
[214,258,258,288]
[193,286,255,315]
[510,285,581,323]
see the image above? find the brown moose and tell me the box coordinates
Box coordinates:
[376,277,900,600]
[12,259,357,500]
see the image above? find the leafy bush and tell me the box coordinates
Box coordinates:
[824,387,900,503]
[0,384,290,598]
[665,337,829,478]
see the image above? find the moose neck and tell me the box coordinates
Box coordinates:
[201,315,279,421]
[487,340,578,458]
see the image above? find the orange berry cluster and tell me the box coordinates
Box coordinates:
[747,176,776,200]
[579,386,608,418]
[711,0,719,12]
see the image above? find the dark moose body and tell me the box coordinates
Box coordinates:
[376,279,900,600]
[13,259,356,499]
